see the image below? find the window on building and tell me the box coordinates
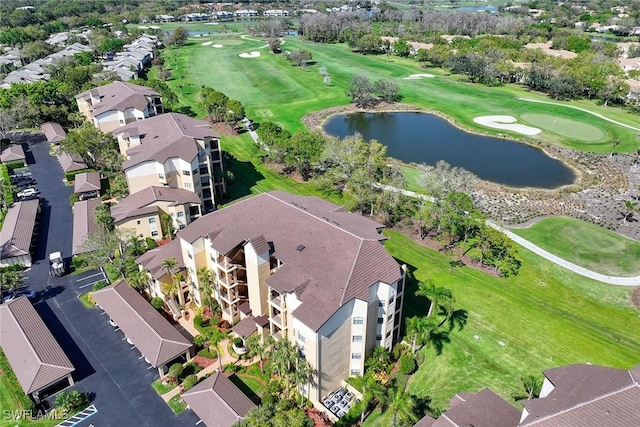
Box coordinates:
[389,296,395,305]
[377,318,384,325]
[158,173,165,180]
[378,301,385,307]
[178,212,184,218]
[350,369,361,376]
[386,331,391,338]
[136,220,141,225]
[187,252,193,259]
[353,317,363,325]
[183,170,191,176]
[352,335,362,343]
[184,182,192,189]
[351,353,362,359]
[387,314,393,322]
[151,230,158,237]
[149,218,156,224]
[298,332,305,343]
[376,334,382,341]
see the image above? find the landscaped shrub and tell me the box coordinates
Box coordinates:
[193,315,206,331]
[64,168,94,182]
[92,281,109,291]
[389,372,409,390]
[184,362,204,375]
[5,160,25,171]
[197,348,217,359]
[0,349,34,411]
[145,237,157,249]
[72,254,90,270]
[0,263,24,272]
[398,354,417,375]
[167,363,184,383]
[182,374,198,391]
[151,297,165,310]
[223,364,241,373]
[233,337,243,347]
[392,343,406,361]
[55,390,90,416]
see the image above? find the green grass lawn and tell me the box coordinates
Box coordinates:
[167,394,186,414]
[385,230,640,411]
[158,36,640,152]
[519,114,605,143]
[0,373,57,427]
[151,378,177,395]
[512,216,640,276]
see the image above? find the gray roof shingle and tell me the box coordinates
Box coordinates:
[72,199,101,255]
[111,186,201,223]
[92,281,192,367]
[0,199,39,259]
[73,171,101,194]
[0,144,25,162]
[40,122,66,143]
[181,372,256,427]
[429,388,521,427]
[75,81,160,116]
[0,297,74,394]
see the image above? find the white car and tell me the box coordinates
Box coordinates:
[17,188,37,198]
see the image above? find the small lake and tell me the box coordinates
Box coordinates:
[323,112,576,189]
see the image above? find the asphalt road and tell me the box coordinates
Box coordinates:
[22,135,199,426]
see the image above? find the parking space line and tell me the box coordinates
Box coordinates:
[79,279,106,289]
[77,273,105,282]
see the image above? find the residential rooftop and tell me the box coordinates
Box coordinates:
[111,186,201,223]
[75,81,160,116]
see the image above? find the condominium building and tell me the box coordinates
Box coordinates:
[115,113,225,212]
[75,81,164,133]
[138,191,406,405]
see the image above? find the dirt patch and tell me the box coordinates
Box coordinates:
[391,224,502,278]
[263,161,306,183]
[209,121,238,137]
[631,287,640,309]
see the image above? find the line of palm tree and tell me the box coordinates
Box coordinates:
[359,372,385,423]
[196,267,217,316]
[246,334,274,375]
[380,381,419,427]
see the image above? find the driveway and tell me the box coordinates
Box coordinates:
[22,136,199,426]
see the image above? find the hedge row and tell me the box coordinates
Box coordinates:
[0,349,34,411]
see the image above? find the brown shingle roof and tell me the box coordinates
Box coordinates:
[92,281,192,367]
[520,364,640,426]
[0,199,39,259]
[40,122,66,143]
[414,415,437,427]
[177,191,402,331]
[118,113,219,170]
[57,151,87,173]
[181,372,256,427]
[72,199,101,255]
[75,81,160,116]
[0,144,25,162]
[232,316,258,338]
[73,171,101,194]
[0,297,74,394]
[431,388,520,427]
[111,186,201,223]
[136,238,186,280]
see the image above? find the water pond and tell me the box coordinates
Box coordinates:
[323,112,575,189]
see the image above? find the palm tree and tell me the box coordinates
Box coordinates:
[161,258,180,305]
[381,383,418,427]
[620,200,637,225]
[293,356,314,406]
[128,235,145,256]
[364,346,391,374]
[359,373,385,423]
[208,327,228,371]
[240,404,275,427]
[268,339,299,400]
[196,267,217,316]
[0,270,22,303]
[405,316,438,353]
[126,269,149,293]
[162,213,175,240]
[416,280,454,323]
[246,334,271,374]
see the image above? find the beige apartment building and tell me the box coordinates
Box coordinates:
[75,81,163,133]
[111,186,203,240]
[137,191,406,405]
[115,113,225,213]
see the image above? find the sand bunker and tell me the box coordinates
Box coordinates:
[239,51,261,58]
[138,26,149,29]
[212,44,223,48]
[149,25,160,29]
[473,115,541,136]
[202,41,213,46]
[204,22,219,25]
[403,73,435,80]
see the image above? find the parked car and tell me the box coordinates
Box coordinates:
[17,188,37,198]
[2,289,36,303]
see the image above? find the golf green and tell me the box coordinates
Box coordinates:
[520,114,605,142]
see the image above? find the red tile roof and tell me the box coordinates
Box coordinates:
[177,191,402,331]
[181,372,256,427]
[92,281,192,367]
[0,297,74,394]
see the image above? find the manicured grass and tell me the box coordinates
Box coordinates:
[79,293,95,308]
[0,372,18,419]
[167,394,186,414]
[0,373,57,427]
[384,230,640,411]
[236,374,265,397]
[512,216,640,276]
[159,37,640,152]
[151,379,177,395]
[519,114,605,142]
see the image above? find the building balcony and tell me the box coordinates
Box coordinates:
[271,314,286,329]
[268,295,281,309]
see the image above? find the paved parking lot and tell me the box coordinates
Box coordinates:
[21,136,199,426]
